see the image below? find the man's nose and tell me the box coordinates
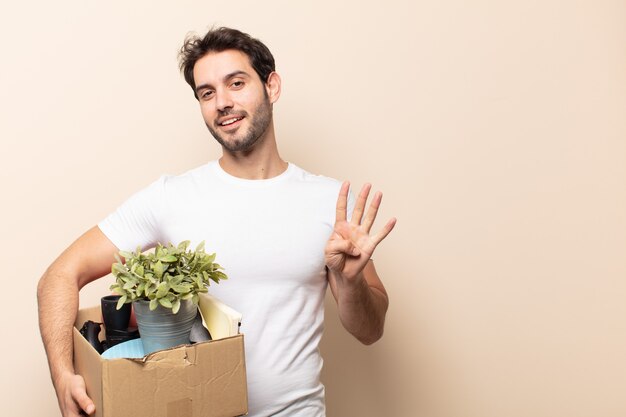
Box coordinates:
[216,90,234,112]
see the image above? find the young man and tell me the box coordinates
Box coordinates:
[38,27,396,417]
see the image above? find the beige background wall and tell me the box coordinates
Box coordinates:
[1,1,624,416]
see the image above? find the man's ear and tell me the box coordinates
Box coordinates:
[265,72,281,104]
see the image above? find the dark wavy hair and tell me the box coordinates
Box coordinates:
[178,27,276,99]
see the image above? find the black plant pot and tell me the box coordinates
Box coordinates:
[101,295,133,348]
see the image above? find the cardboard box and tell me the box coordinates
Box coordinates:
[73,293,248,417]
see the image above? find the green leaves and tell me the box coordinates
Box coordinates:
[154,261,164,279]
[160,255,178,263]
[155,282,169,298]
[109,240,228,313]
[158,298,173,309]
[116,295,127,310]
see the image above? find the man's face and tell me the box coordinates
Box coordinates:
[193,50,273,152]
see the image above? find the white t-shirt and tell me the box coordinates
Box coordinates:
[98,161,352,417]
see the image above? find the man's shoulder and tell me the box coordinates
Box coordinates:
[289,163,342,188]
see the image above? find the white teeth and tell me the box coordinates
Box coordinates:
[221,117,241,126]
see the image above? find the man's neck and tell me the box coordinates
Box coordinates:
[218,127,288,180]
[219,154,288,180]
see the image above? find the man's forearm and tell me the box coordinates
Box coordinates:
[37,227,117,416]
[329,269,389,345]
[37,265,81,390]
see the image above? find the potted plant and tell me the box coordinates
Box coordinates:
[110,240,227,354]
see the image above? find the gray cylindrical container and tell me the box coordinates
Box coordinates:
[133,299,198,355]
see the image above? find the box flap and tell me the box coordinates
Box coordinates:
[73,327,104,417]
[75,306,103,328]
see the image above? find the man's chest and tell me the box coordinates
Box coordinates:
[159,189,335,285]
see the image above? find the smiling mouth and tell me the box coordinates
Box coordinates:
[219,116,244,126]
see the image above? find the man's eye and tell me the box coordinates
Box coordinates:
[200,91,214,99]
[232,81,244,88]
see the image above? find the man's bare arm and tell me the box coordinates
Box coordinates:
[327,260,389,344]
[37,226,119,417]
[325,182,396,345]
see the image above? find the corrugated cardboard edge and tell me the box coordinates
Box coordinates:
[129,334,244,363]
[74,306,104,417]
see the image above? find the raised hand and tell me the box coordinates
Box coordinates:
[325,181,396,281]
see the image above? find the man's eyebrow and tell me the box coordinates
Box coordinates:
[195,70,251,94]
[223,70,251,81]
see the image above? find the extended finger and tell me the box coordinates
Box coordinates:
[350,183,371,226]
[362,190,382,233]
[371,217,397,247]
[335,181,350,223]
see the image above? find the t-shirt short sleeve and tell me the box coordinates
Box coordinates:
[98,175,168,251]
